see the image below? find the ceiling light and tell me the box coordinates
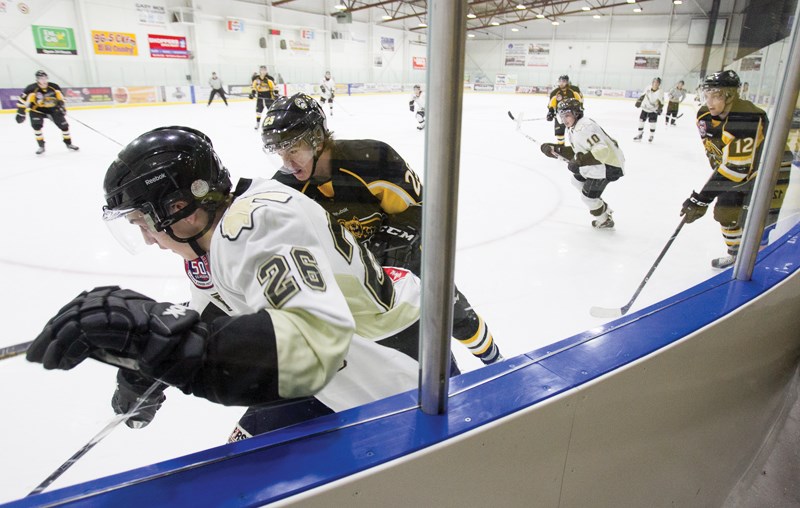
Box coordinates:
[633,6,642,12]
[551,20,560,25]
[593,14,602,18]
[516,4,527,9]
[626,0,636,3]
[511,27,519,31]
[467,12,477,18]
[582,6,591,10]
[468,33,476,37]
[490,21,500,26]
[673,0,683,3]
[382,15,392,20]
[418,22,427,27]
[536,14,545,18]
[334,3,347,10]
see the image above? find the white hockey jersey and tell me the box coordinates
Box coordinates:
[640,87,665,113]
[320,77,336,99]
[567,117,626,179]
[410,92,425,113]
[186,178,419,412]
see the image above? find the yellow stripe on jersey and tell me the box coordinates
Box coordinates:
[339,168,419,214]
[317,180,334,198]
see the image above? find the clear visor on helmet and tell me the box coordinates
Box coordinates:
[263,135,310,175]
[703,88,727,101]
[558,109,576,122]
[102,205,159,255]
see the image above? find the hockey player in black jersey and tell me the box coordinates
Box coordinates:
[546,75,583,145]
[263,92,504,366]
[250,65,278,129]
[15,70,79,154]
[680,70,769,269]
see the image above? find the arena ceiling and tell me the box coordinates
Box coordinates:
[251,0,670,33]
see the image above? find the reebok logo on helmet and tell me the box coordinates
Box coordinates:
[145,173,167,185]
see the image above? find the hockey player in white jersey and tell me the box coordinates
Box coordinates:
[319,71,335,116]
[633,77,665,142]
[540,99,625,229]
[409,84,425,130]
[665,80,686,126]
[26,126,422,440]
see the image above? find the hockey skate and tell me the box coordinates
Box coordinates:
[66,144,80,151]
[633,133,643,142]
[648,135,654,143]
[592,208,615,229]
[711,254,736,269]
[35,146,45,155]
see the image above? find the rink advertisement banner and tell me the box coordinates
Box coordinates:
[380,36,395,52]
[227,19,244,32]
[504,43,549,67]
[136,3,167,25]
[633,49,661,69]
[0,89,23,110]
[159,86,191,102]
[526,43,549,67]
[92,31,138,56]
[112,86,158,104]
[32,26,77,55]
[148,34,189,59]
[412,56,426,70]
[62,87,114,104]
[495,74,518,86]
[740,52,762,71]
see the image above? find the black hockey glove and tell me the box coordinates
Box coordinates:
[366,223,421,273]
[112,369,166,429]
[409,100,415,112]
[27,286,208,387]
[540,143,575,161]
[635,96,644,108]
[656,106,663,115]
[15,113,25,124]
[546,109,555,122]
[320,84,327,94]
[680,191,712,223]
[248,91,255,100]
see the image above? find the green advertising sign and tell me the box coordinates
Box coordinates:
[32,25,77,55]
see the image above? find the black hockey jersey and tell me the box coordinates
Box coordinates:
[16,82,65,113]
[696,97,768,184]
[272,139,422,243]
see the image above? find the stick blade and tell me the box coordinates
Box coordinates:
[589,306,624,318]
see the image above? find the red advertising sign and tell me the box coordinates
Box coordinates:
[148,34,189,59]
[412,56,426,70]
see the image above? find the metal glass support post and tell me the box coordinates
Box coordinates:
[734,5,800,280]
[419,0,467,415]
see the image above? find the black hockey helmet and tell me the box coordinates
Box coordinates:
[702,70,741,90]
[35,70,48,79]
[262,92,329,153]
[559,74,569,82]
[413,84,421,91]
[103,126,231,241]
[557,98,584,120]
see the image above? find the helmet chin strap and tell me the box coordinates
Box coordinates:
[164,207,218,257]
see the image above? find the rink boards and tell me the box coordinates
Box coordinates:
[7,225,800,507]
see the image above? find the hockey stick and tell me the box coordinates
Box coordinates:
[589,217,688,318]
[507,111,546,124]
[0,340,33,361]
[67,116,123,146]
[28,380,167,496]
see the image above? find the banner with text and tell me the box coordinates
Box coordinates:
[92,31,138,56]
[136,3,167,25]
[148,34,189,59]
[32,25,77,55]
